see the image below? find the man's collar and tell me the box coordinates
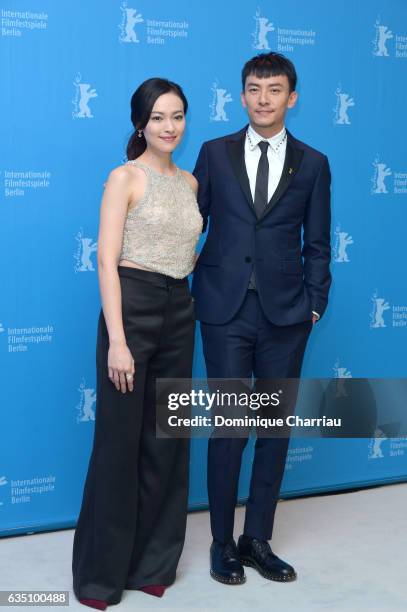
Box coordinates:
[246,124,287,152]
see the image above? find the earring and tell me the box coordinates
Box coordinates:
[137,129,143,138]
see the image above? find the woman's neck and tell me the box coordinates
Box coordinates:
[138,149,174,175]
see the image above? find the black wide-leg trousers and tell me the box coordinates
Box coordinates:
[72,266,195,605]
[200,290,312,544]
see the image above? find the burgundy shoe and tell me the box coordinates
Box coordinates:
[138,585,166,598]
[79,599,108,610]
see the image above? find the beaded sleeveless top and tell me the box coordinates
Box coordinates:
[119,160,203,279]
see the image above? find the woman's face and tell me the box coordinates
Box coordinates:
[142,92,186,154]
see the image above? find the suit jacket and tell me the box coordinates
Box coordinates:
[191,125,332,326]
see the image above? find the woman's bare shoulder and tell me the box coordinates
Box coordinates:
[107,163,145,183]
[103,163,147,193]
[180,169,198,193]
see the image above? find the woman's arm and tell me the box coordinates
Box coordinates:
[192,143,211,233]
[181,169,200,266]
[97,165,135,393]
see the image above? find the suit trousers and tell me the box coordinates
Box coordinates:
[72,266,195,605]
[200,289,312,543]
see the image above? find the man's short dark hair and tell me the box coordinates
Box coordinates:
[241,52,297,93]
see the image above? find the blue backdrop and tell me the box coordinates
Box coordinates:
[1,0,407,536]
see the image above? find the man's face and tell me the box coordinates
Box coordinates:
[241,73,297,132]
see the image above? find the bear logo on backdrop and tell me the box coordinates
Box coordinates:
[368,432,407,460]
[332,358,352,398]
[370,291,390,329]
[209,79,233,122]
[72,74,98,119]
[76,379,97,423]
[372,15,407,59]
[0,476,7,506]
[74,228,98,273]
[119,2,143,43]
[252,7,274,50]
[368,428,388,458]
[370,291,407,329]
[371,157,407,195]
[333,85,355,125]
[333,359,352,380]
[371,157,392,194]
[117,1,189,46]
[333,224,354,263]
[251,6,317,53]
[372,17,393,57]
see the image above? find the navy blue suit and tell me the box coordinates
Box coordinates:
[192,126,331,325]
[191,126,331,543]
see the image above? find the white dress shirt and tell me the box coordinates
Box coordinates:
[244,124,287,203]
[244,124,320,320]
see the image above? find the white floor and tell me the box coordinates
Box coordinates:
[1,483,406,612]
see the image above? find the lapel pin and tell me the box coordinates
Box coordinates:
[289,167,294,174]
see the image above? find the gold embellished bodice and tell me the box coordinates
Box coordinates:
[119,160,203,279]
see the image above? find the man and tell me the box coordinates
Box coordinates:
[191,52,331,585]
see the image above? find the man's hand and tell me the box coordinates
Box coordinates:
[312,313,319,325]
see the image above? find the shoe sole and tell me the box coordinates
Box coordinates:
[210,569,246,585]
[240,557,297,582]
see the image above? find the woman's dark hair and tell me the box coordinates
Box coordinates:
[241,52,297,93]
[126,77,188,160]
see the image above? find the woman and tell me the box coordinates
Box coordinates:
[72,78,203,609]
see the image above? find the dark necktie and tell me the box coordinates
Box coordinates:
[254,140,269,217]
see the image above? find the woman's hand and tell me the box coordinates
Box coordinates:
[108,341,135,393]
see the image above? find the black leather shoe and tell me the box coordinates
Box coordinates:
[210,539,246,585]
[237,535,297,582]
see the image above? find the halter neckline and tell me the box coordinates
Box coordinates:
[126,159,180,178]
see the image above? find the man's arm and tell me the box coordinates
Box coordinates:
[193,142,211,233]
[302,155,332,319]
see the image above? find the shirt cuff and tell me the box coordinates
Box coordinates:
[312,311,320,320]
